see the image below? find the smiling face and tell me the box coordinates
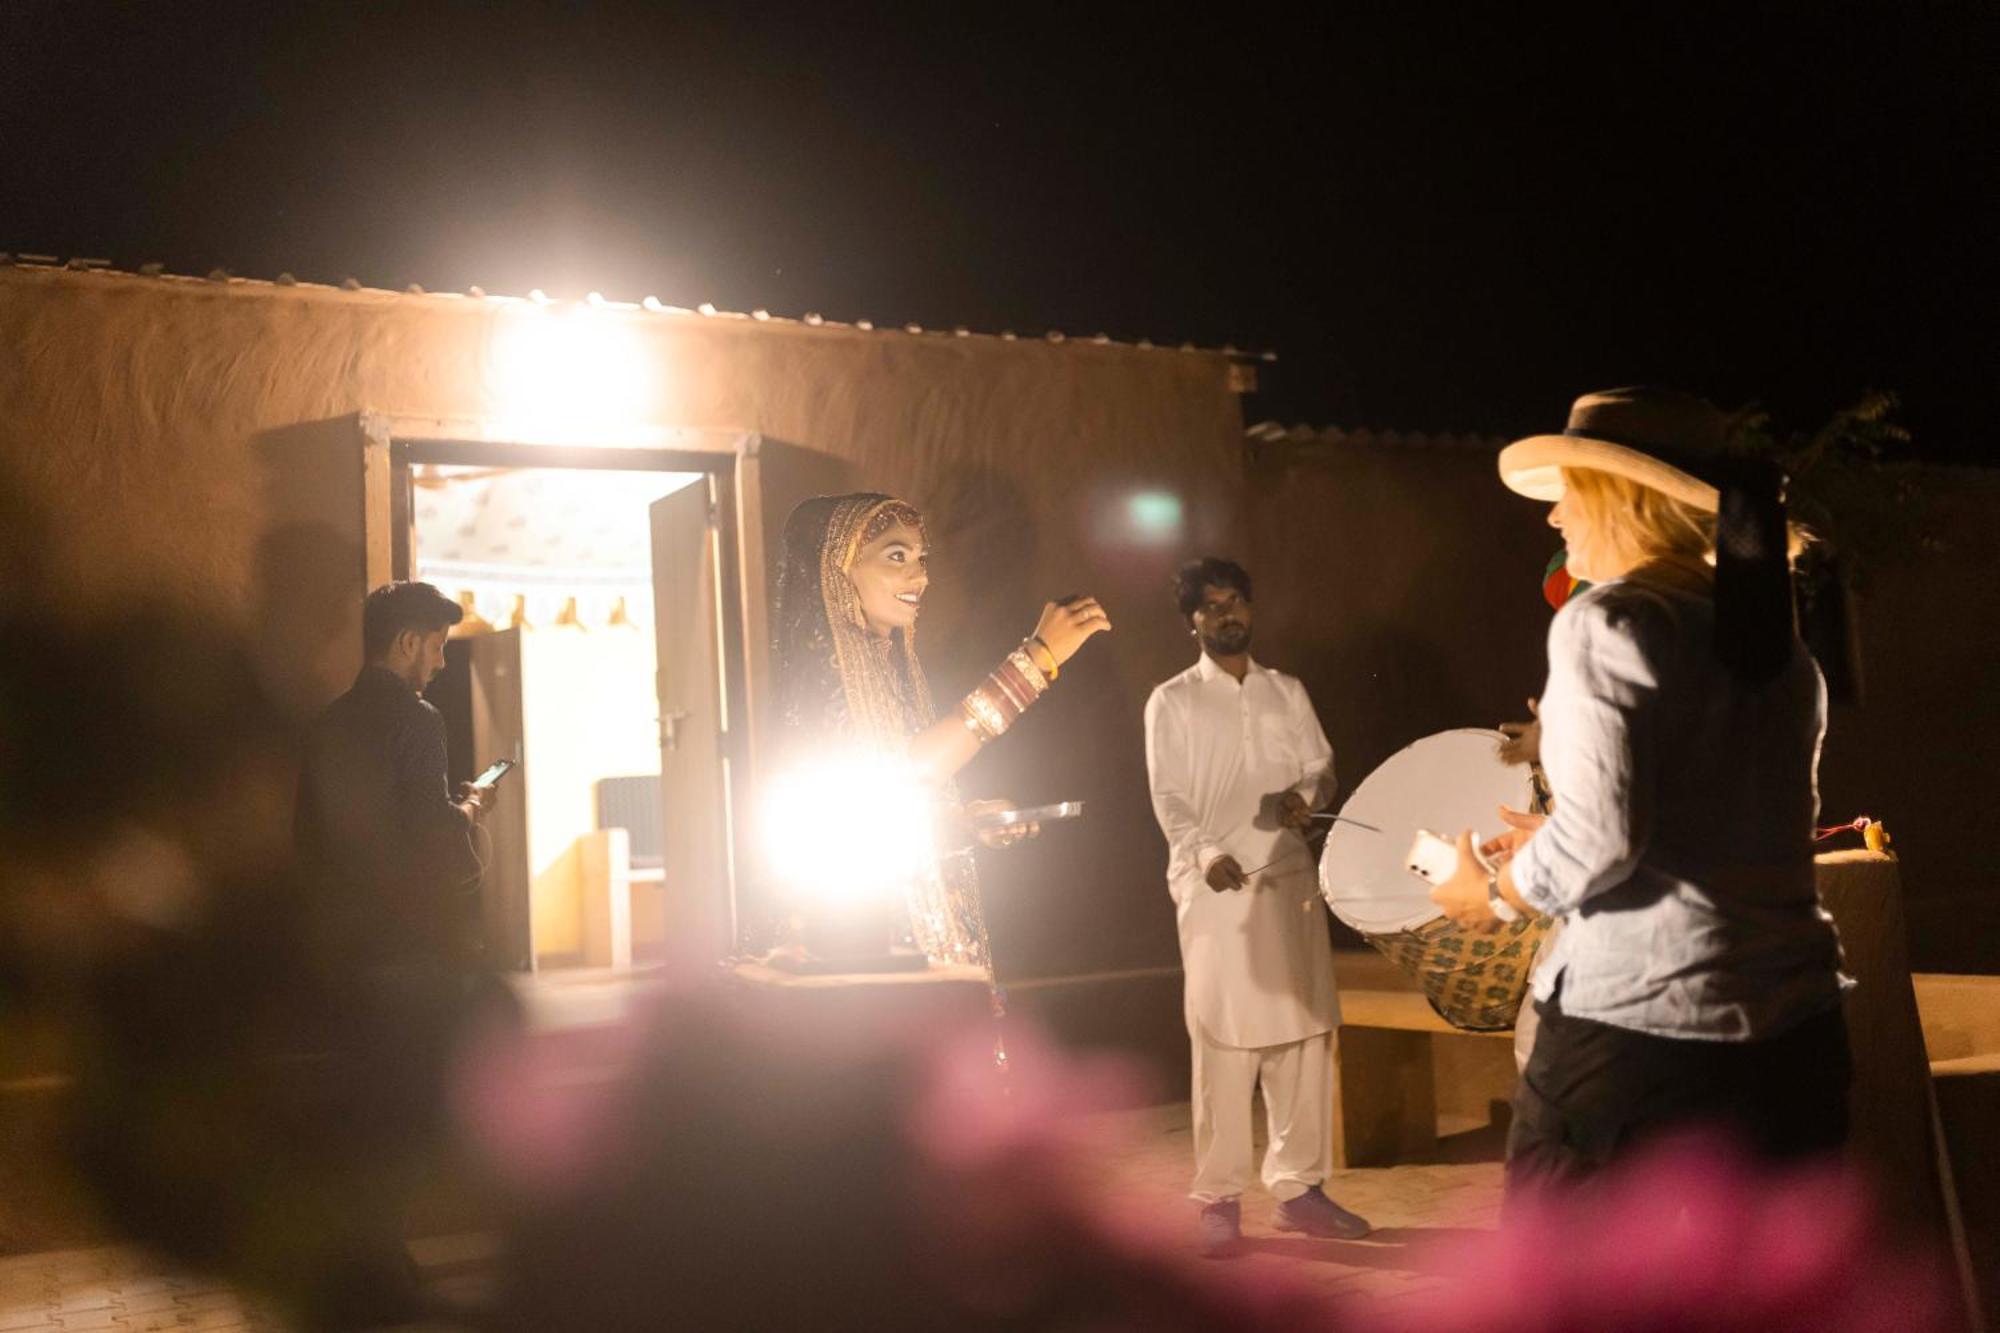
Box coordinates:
[1550,464,1651,584]
[847,518,929,637]
[1553,466,1719,586]
[1548,488,1609,583]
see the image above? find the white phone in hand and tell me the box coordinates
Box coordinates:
[1405,828,1461,885]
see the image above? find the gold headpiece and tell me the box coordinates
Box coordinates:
[818,495,934,749]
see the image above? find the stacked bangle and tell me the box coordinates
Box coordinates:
[958,640,1057,744]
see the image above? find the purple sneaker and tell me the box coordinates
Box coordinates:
[1274,1185,1371,1239]
[1197,1199,1243,1257]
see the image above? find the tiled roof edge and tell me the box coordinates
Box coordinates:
[1247,421,1509,450]
[0,253,1275,361]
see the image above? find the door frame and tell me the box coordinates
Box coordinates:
[354,412,775,955]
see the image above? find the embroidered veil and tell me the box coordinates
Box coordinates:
[770,493,993,969]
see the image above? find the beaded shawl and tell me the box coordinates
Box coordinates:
[772,493,993,969]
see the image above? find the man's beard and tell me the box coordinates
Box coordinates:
[1201,624,1252,657]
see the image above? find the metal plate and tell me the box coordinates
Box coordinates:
[969,800,1084,829]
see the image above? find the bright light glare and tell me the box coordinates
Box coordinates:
[1125,490,1185,544]
[760,754,938,907]
[484,304,653,440]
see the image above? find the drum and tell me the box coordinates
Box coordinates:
[1319,729,1550,1032]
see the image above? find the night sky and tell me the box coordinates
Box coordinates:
[4,2,1990,458]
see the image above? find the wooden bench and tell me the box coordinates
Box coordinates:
[1914,972,2000,1330]
[1328,852,1919,1174]
[1332,949,1516,1168]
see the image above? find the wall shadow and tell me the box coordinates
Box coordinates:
[251,417,371,720]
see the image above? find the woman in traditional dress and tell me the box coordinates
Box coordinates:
[1428,388,1848,1198]
[767,492,1110,968]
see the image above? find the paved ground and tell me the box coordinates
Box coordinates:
[0,1232,498,1333]
[1090,1101,1506,1307]
[0,1102,1503,1330]
[0,1247,289,1333]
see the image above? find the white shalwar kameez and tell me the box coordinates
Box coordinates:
[1144,654,1341,1203]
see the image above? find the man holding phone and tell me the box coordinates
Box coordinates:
[295,580,490,966]
[1143,558,1369,1256]
[293,581,504,1323]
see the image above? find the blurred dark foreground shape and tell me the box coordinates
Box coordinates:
[443,969,1960,1333]
[0,592,514,1328]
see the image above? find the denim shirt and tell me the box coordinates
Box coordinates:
[1511,575,1847,1041]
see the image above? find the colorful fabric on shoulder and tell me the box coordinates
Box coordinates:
[1542,546,1588,610]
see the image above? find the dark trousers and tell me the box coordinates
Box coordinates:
[1506,988,1851,1202]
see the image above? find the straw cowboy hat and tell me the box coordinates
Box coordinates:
[1498,385,1800,685]
[1497,387,1726,511]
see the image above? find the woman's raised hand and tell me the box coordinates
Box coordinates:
[1034,596,1112,667]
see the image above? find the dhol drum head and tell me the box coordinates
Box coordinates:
[1320,728,1548,1032]
[1320,728,1533,934]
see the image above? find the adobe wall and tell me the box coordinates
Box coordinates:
[0,267,1244,979]
[1815,465,2000,973]
[6,267,1989,978]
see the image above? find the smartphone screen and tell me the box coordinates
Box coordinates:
[471,759,515,790]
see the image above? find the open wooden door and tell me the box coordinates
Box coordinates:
[650,476,733,961]
[251,414,392,717]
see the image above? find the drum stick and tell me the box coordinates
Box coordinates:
[1240,817,1382,877]
[1308,814,1383,831]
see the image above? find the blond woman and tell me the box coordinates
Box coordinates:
[1428,388,1848,1198]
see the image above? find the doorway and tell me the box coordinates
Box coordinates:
[387,435,748,973]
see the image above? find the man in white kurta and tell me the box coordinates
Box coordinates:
[1144,559,1369,1253]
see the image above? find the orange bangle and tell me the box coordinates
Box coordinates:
[1026,636,1059,679]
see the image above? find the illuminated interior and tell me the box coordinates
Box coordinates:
[412,462,703,968]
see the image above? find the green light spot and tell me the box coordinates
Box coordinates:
[1127,491,1183,539]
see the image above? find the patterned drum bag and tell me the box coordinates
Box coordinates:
[1363,914,1552,1032]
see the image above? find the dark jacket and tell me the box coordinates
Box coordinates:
[295,666,482,962]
